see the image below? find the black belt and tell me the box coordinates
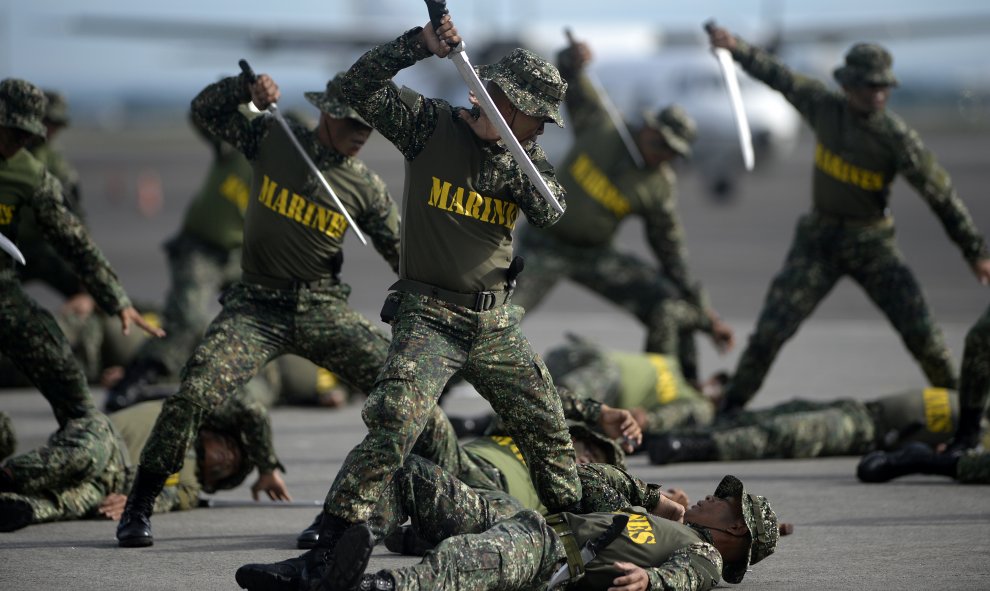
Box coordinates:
[242,271,339,291]
[811,210,890,227]
[389,279,510,312]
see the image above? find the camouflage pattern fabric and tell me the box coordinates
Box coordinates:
[708,400,876,460]
[0,274,95,428]
[474,48,567,127]
[0,78,47,137]
[128,234,241,378]
[514,228,706,381]
[410,406,506,492]
[138,280,389,477]
[324,291,580,522]
[956,450,990,484]
[958,305,990,423]
[725,214,958,408]
[0,412,129,525]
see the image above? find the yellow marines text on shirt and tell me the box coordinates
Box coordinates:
[814,144,885,191]
[257,174,348,239]
[570,153,631,218]
[427,176,519,229]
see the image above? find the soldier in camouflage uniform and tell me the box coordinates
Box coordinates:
[0,396,278,531]
[104,111,255,411]
[648,386,965,464]
[240,16,584,591]
[115,71,401,548]
[333,471,777,591]
[512,37,734,384]
[706,26,990,413]
[858,304,990,484]
[0,78,162,433]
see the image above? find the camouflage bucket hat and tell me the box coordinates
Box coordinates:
[714,475,779,584]
[833,43,898,87]
[43,90,70,126]
[642,104,696,157]
[0,78,47,138]
[305,74,369,126]
[475,48,567,127]
[567,421,626,470]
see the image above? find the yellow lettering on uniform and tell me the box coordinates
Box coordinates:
[258,174,277,207]
[428,177,451,209]
[647,354,677,404]
[327,213,348,239]
[465,191,483,219]
[287,194,307,222]
[0,204,14,225]
[314,208,333,233]
[922,388,953,433]
[491,199,505,225]
[302,203,317,225]
[480,196,492,223]
[221,174,250,212]
[273,188,289,215]
[447,187,465,215]
[491,436,527,465]
[814,143,886,192]
[570,152,630,218]
[504,203,518,229]
[625,514,656,545]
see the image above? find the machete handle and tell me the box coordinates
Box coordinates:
[424,0,458,48]
[239,59,258,84]
[564,27,577,46]
[703,19,717,34]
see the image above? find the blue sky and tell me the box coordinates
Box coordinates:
[4,0,990,121]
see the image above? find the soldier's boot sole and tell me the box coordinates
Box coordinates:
[235,555,306,591]
[0,499,33,532]
[116,512,154,547]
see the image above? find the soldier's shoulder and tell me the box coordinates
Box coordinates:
[875,109,920,147]
[0,148,49,193]
[343,156,389,196]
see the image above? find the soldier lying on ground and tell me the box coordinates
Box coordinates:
[239,458,777,591]
[0,395,285,532]
[295,400,644,550]
[646,386,965,465]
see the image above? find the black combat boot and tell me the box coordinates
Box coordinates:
[0,499,34,532]
[647,433,717,465]
[312,523,375,591]
[116,468,167,547]
[857,442,960,483]
[383,525,435,556]
[0,467,16,493]
[356,572,396,591]
[945,411,982,456]
[236,516,363,591]
[104,359,168,412]
[296,512,323,549]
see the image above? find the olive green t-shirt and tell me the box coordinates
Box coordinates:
[545,122,675,248]
[242,119,398,281]
[180,145,253,251]
[464,435,547,514]
[606,351,703,411]
[562,509,721,590]
[869,387,960,448]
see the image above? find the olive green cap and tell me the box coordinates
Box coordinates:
[713,475,779,584]
[0,78,47,138]
[642,104,696,157]
[475,48,567,127]
[305,73,369,126]
[43,90,70,126]
[833,43,898,87]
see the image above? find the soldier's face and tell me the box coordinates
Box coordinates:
[320,113,373,157]
[845,84,891,114]
[684,494,743,529]
[638,127,677,169]
[571,437,608,465]
[505,105,548,146]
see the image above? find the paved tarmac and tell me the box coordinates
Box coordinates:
[2,121,989,589]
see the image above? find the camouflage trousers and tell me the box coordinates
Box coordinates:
[0,275,95,427]
[513,227,703,381]
[366,454,565,591]
[725,214,957,407]
[130,233,241,378]
[138,280,390,476]
[958,305,990,422]
[0,413,129,524]
[324,292,581,523]
[957,450,990,484]
[411,406,506,491]
[709,399,876,460]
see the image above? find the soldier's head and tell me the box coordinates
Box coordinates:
[0,78,47,156]
[306,73,373,157]
[476,48,567,146]
[197,428,250,494]
[42,90,70,139]
[638,104,696,168]
[684,475,779,584]
[833,43,897,115]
